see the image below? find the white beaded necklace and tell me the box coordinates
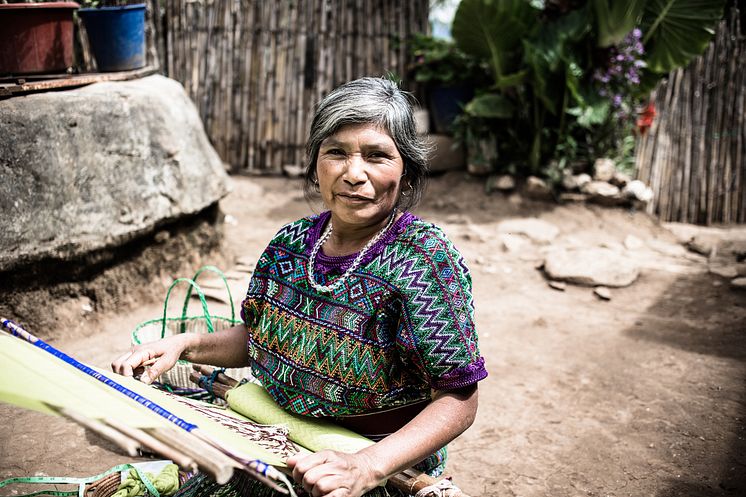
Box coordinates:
[307,210,397,293]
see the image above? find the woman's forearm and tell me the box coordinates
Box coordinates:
[181,324,251,368]
[360,385,479,482]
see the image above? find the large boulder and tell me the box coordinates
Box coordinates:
[543,247,640,287]
[0,75,229,272]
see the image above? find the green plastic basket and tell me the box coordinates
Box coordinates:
[132,266,252,396]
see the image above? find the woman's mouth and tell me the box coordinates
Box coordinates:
[337,193,372,202]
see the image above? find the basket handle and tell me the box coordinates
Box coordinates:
[179,265,236,334]
[161,277,215,338]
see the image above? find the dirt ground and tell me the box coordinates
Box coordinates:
[2,172,745,497]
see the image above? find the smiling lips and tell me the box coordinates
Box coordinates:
[337,193,373,202]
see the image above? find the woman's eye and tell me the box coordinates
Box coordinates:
[327,149,345,156]
[368,152,388,160]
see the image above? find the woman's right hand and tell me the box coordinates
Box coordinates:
[111,334,194,384]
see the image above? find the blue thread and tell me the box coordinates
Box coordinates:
[1,319,278,480]
[2,319,197,432]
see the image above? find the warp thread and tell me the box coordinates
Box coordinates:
[413,477,461,497]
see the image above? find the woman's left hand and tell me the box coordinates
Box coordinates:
[286,450,382,497]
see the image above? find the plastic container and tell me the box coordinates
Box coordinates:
[78,4,146,72]
[0,2,79,75]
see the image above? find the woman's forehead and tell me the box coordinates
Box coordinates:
[322,123,395,146]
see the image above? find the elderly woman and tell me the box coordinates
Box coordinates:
[113,77,487,497]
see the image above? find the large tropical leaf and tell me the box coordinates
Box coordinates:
[641,0,727,74]
[592,0,647,47]
[464,93,515,119]
[524,6,591,115]
[452,0,538,84]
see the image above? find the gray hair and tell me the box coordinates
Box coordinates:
[303,77,429,211]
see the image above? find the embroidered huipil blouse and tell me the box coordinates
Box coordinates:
[241,211,487,422]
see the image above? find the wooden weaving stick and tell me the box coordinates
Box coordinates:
[0,318,296,496]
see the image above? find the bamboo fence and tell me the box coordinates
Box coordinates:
[636,6,745,225]
[147,0,429,174]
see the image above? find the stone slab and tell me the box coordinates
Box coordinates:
[0,75,229,272]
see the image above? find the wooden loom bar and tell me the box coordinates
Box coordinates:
[51,405,142,458]
[105,421,200,476]
[0,318,294,495]
[189,367,470,497]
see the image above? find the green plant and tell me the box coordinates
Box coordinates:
[408,33,486,87]
[450,0,727,184]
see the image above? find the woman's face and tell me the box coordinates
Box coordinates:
[316,123,404,228]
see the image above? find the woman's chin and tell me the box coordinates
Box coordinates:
[332,204,390,227]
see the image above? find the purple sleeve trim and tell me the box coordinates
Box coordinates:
[432,357,488,391]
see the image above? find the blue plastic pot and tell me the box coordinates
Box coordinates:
[78,4,146,72]
[428,85,474,135]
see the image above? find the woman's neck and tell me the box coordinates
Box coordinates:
[324,210,397,256]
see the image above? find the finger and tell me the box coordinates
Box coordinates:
[323,488,350,497]
[117,348,154,378]
[285,454,299,469]
[301,462,348,495]
[139,357,171,384]
[291,451,335,482]
[111,352,135,376]
[308,475,347,497]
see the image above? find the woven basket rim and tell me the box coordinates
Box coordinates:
[132,315,243,344]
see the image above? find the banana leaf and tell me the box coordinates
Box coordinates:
[452,0,538,85]
[592,0,647,47]
[641,0,727,74]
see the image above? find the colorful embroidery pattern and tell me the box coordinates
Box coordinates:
[241,212,487,418]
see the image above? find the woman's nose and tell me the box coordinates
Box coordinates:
[343,154,367,184]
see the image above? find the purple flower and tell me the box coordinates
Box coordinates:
[613,94,623,107]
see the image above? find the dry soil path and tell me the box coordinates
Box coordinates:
[2,173,745,497]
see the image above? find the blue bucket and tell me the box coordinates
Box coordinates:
[78,4,146,72]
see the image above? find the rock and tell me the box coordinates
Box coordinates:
[428,134,466,172]
[500,233,530,253]
[737,264,746,276]
[593,158,616,182]
[462,224,489,243]
[709,265,739,279]
[154,231,171,244]
[582,181,620,197]
[686,234,720,257]
[497,218,560,244]
[611,171,632,188]
[731,277,746,289]
[548,280,567,291]
[282,164,305,178]
[562,172,592,191]
[600,241,625,252]
[622,180,654,203]
[508,193,523,205]
[647,239,689,258]
[0,75,229,272]
[486,174,516,193]
[594,286,612,300]
[624,235,645,250]
[543,247,640,287]
[524,176,553,200]
[445,214,470,224]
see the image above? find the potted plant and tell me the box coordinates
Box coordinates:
[451,0,727,182]
[0,1,79,76]
[77,0,146,72]
[408,33,486,135]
